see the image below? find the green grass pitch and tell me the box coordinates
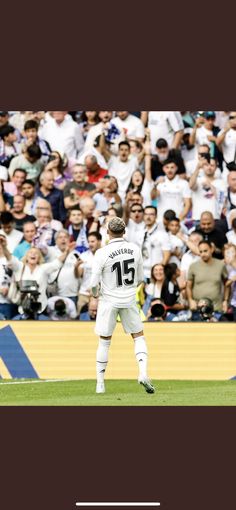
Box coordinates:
[0,379,235,405]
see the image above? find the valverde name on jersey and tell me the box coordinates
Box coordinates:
[108,247,134,260]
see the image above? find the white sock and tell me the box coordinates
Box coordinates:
[96,338,111,383]
[134,335,148,379]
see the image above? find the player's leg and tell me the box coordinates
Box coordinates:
[119,305,155,394]
[95,300,118,393]
[132,330,155,394]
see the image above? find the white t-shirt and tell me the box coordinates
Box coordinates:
[90,237,144,307]
[108,155,138,201]
[180,251,200,277]
[0,229,23,253]
[46,247,80,297]
[112,114,145,140]
[125,219,145,247]
[0,256,12,304]
[79,250,96,295]
[8,256,62,312]
[168,233,185,267]
[191,177,227,220]
[226,230,236,245]
[141,224,171,278]
[156,176,191,219]
[40,117,84,159]
[147,111,184,154]
[218,128,236,163]
[47,296,77,320]
[195,125,213,147]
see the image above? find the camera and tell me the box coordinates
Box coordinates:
[197,298,214,321]
[19,280,41,319]
[150,301,167,320]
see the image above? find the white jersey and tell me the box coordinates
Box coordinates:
[90,237,144,307]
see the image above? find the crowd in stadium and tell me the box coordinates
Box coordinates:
[0,110,235,321]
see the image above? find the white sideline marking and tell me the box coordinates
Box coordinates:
[0,379,79,386]
[76,504,161,507]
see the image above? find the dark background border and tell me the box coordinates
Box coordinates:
[1,3,236,510]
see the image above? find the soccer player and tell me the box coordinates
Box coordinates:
[90,216,155,395]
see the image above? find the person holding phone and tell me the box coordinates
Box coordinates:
[216,111,236,165]
[189,156,226,223]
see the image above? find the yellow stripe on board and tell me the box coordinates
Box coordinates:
[0,358,11,379]
[1,322,236,381]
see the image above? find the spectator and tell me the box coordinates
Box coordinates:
[0,233,17,319]
[79,197,100,232]
[21,179,37,214]
[224,244,236,320]
[145,136,186,181]
[44,151,72,190]
[216,111,236,167]
[79,295,98,321]
[0,125,21,168]
[44,229,81,304]
[225,169,236,211]
[84,155,108,183]
[36,170,67,223]
[67,207,89,253]
[46,296,77,320]
[3,168,27,198]
[40,111,84,159]
[167,217,186,266]
[108,141,139,201]
[0,211,23,252]
[79,111,100,141]
[179,231,203,288]
[76,231,102,314]
[2,242,70,316]
[145,263,186,320]
[125,203,145,246]
[84,111,116,150]
[226,217,236,245]
[92,175,122,212]
[141,111,184,154]
[187,240,229,317]
[189,111,220,158]
[8,143,43,181]
[13,221,37,259]
[126,147,153,207]
[63,164,96,209]
[143,263,165,315]
[141,206,171,280]
[189,156,226,222]
[112,111,145,142]
[151,158,192,221]
[193,211,227,259]
[33,200,62,248]
[11,195,36,231]
[22,119,51,160]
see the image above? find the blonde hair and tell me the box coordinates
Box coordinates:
[22,247,45,265]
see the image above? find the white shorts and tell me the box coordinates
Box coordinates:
[95,299,143,337]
